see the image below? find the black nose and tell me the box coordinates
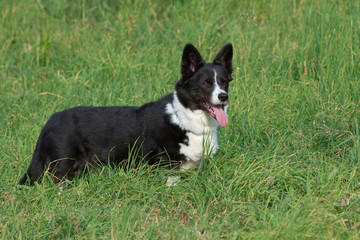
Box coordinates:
[218,93,228,102]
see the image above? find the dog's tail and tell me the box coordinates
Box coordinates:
[19,146,45,185]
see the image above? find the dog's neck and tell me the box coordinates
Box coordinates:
[166,91,219,135]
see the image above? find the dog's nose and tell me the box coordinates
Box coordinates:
[218,93,228,102]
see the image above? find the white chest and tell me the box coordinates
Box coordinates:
[165,91,221,170]
[179,129,219,170]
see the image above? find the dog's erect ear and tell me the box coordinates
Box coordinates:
[181,44,205,79]
[213,43,233,75]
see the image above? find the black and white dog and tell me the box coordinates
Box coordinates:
[19,43,233,185]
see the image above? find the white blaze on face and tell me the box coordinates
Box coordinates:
[211,69,227,105]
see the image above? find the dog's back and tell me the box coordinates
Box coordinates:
[20,94,188,184]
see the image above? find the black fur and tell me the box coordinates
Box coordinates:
[19,43,233,185]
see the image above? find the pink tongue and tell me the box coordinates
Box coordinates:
[212,106,228,127]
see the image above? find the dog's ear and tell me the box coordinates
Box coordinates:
[213,43,233,76]
[181,44,205,79]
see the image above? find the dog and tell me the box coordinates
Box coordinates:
[19,43,233,185]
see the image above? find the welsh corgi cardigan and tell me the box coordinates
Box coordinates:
[19,43,233,185]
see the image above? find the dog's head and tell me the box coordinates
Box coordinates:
[175,43,233,127]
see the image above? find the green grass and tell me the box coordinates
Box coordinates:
[1,0,360,238]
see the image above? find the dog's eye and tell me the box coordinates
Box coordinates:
[203,79,213,87]
[220,78,228,86]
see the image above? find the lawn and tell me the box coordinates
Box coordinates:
[1,0,360,238]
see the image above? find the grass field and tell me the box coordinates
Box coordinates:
[1,0,360,238]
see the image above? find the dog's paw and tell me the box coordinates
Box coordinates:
[166,176,181,187]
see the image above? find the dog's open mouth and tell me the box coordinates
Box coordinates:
[204,103,228,127]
